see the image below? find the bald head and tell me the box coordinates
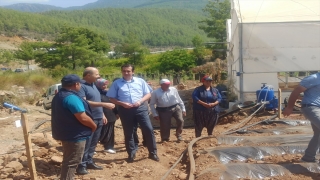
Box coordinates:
[83,67,100,83]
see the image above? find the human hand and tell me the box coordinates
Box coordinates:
[132,101,141,107]
[183,111,186,116]
[123,102,133,109]
[92,123,97,132]
[203,103,211,108]
[103,116,108,125]
[103,103,115,109]
[282,107,293,117]
[209,103,217,107]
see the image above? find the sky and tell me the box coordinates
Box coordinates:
[0,0,98,7]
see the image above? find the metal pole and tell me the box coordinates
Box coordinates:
[239,23,244,102]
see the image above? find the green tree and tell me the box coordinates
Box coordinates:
[55,26,93,70]
[158,49,196,84]
[15,41,35,70]
[192,35,206,65]
[199,0,230,59]
[120,33,148,66]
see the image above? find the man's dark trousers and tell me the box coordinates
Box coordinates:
[118,104,157,158]
[78,119,103,168]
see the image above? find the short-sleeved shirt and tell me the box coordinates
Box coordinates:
[78,81,103,119]
[63,94,85,113]
[107,77,151,104]
[300,72,320,106]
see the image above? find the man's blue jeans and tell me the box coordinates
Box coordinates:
[301,106,320,162]
[78,119,103,168]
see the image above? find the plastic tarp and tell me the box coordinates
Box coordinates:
[207,145,309,164]
[218,134,312,145]
[228,0,320,100]
[198,163,320,180]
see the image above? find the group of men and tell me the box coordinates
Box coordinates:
[51,64,186,180]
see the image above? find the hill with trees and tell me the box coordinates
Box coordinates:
[3,3,62,12]
[3,0,209,12]
[0,8,207,46]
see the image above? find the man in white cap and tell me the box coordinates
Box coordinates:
[150,79,186,142]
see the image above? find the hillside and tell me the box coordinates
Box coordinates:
[0,8,208,46]
[3,3,62,12]
[3,0,209,12]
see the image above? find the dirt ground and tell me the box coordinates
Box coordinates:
[0,101,319,180]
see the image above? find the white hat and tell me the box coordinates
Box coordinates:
[160,79,171,85]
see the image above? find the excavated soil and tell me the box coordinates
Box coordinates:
[0,102,317,180]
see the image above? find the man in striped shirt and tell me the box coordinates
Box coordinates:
[150,79,186,142]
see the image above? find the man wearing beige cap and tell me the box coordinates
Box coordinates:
[150,79,186,142]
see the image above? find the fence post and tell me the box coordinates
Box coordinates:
[21,113,37,180]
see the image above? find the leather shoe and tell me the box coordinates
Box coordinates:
[87,163,103,170]
[149,154,160,162]
[76,167,89,175]
[127,153,136,163]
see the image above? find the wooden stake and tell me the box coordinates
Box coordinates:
[278,88,282,119]
[21,113,37,180]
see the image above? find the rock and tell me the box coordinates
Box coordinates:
[178,173,188,180]
[0,166,3,169]
[0,159,3,166]
[33,148,48,157]
[195,153,200,157]
[1,167,14,174]
[143,169,151,173]
[19,156,28,162]
[5,161,23,172]
[133,170,140,173]
[261,125,268,129]
[121,161,127,167]
[49,147,59,154]
[256,161,264,164]
[31,137,49,147]
[50,156,62,165]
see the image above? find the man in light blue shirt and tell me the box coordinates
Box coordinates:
[283,72,320,162]
[150,79,186,142]
[107,64,159,163]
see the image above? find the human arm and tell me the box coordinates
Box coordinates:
[64,95,97,131]
[192,87,210,108]
[209,89,222,107]
[86,100,115,110]
[132,79,152,107]
[132,93,151,107]
[149,91,159,120]
[174,88,186,116]
[74,112,97,132]
[283,85,306,116]
[109,98,133,108]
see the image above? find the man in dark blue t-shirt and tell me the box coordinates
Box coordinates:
[51,74,97,180]
[76,67,115,175]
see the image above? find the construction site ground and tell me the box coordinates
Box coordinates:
[0,102,319,180]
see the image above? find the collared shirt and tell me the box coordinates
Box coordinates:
[300,72,320,106]
[107,77,151,104]
[78,81,103,119]
[150,87,186,117]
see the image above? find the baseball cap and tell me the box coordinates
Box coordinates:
[160,79,171,85]
[61,74,81,84]
[202,75,213,82]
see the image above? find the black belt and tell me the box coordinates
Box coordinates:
[156,104,178,111]
[301,104,320,108]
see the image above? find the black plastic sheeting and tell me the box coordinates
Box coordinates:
[206,145,309,164]
[198,163,320,179]
[237,126,312,135]
[217,134,312,145]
